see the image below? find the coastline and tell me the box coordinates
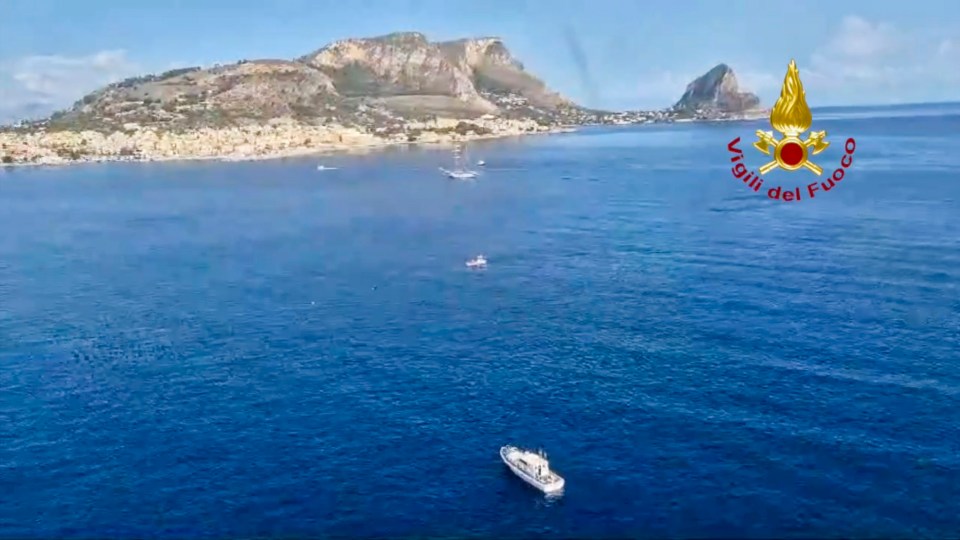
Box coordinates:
[0,120,576,169]
[0,112,768,170]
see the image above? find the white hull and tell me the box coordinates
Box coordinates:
[466,256,487,268]
[439,167,478,180]
[500,446,565,494]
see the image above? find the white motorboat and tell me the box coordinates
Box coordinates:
[316,164,339,171]
[477,159,486,166]
[500,445,565,494]
[465,255,487,268]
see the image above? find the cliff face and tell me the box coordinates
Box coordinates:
[437,37,570,109]
[299,32,492,109]
[35,32,577,132]
[673,64,760,114]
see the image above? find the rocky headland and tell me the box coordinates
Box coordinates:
[671,63,764,120]
[0,32,765,166]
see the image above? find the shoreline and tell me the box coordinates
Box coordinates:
[0,123,577,170]
[0,113,770,170]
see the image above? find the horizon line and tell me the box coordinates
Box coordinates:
[810,100,960,110]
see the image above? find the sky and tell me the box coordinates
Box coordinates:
[2,0,960,123]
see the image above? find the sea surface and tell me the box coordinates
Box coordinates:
[2,104,959,538]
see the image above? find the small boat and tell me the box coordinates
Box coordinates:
[477,159,486,166]
[500,446,565,494]
[466,255,487,268]
[440,167,479,180]
[316,164,339,171]
[441,144,479,179]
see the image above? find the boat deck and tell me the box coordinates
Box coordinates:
[502,447,562,483]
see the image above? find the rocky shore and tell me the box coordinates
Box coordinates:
[0,117,563,167]
[0,109,768,168]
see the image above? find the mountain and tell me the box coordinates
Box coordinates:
[672,64,760,114]
[35,32,589,133]
[0,32,767,166]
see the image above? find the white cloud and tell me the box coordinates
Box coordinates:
[831,16,898,59]
[807,16,902,86]
[0,49,141,124]
[803,15,960,104]
[630,15,960,108]
[936,38,960,65]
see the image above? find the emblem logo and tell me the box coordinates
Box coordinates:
[725,60,857,202]
[753,60,828,176]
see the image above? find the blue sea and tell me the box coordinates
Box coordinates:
[2,103,959,538]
